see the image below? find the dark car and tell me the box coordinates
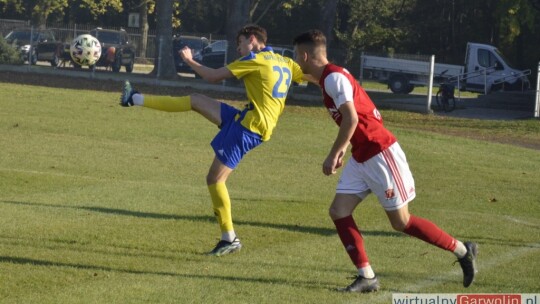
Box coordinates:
[82,28,136,72]
[172,35,209,73]
[198,40,227,69]
[204,40,228,53]
[4,28,63,66]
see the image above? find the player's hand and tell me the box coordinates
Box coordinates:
[322,150,345,176]
[335,150,345,169]
[322,158,333,175]
[179,46,193,62]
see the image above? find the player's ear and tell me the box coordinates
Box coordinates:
[295,46,309,62]
[302,50,309,62]
[249,34,257,44]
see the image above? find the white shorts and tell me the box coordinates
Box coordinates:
[336,142,416,211]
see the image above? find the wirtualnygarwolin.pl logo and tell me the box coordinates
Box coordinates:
[392,293,539,304]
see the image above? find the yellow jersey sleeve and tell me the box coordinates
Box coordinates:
[226,48,304,141]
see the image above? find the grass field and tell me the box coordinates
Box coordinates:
[0,82,539,303]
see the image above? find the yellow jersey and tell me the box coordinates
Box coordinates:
[227,47,304,141]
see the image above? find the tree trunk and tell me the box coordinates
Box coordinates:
[151,0,177,79]
[319,0,338,47]
[139,0,149,60]
[31,10,48,29]
[226,0,251,64]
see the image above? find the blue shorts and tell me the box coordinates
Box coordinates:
[211,103,263,169]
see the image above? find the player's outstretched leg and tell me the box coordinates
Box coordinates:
[457,241,478,287]
[207,237,242,257]
[119,80,192,112]
[120,80,138,107]
[339,276,380,293]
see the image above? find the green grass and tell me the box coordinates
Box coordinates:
[0,82,539,303]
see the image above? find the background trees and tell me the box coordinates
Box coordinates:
[1,0,539,79]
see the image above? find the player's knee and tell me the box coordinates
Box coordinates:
[329,205,350,220]
[206,175,217,185]
[189,93,202,108]
[328,206,337,219]
[190,93,204,100]
[390,220,407,232]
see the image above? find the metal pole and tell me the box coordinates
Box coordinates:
[535,61,540,118]
[484,68,488,95]
[456,73,461,102]
[29,26,34,66]
[222,42,227,86]
[426,55,435,114]
[157,36,162,79]
[359,52,364,85]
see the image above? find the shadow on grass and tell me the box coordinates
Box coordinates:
[0,255,334,291]
[1,200,401,238]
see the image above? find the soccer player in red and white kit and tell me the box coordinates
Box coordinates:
[293,30,478,292]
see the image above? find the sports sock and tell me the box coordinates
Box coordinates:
[453,240,467,258]
[358,265,375,279]
[142,95,192,112]
[403,215,457,252]
[221,231,237,243]
[333,215,370,268]
[132,93,144,106]
[208,182,234,239]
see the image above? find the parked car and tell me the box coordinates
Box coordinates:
[273,46,295,59]
[4,28,64,66]
[201,45,294,69]
[172,35,209,73]
[203,40,227,53]
[74,27,136,72]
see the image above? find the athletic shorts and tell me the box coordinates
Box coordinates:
[210,103,263,169]
[336,142,416,211]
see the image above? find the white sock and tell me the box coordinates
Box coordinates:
[221,231,237,243]
[132,93,144,106]
[358,265,375,279]
[453,240,467,258]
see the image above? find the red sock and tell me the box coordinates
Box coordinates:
[333,215,370,268]
[403,215,457,251]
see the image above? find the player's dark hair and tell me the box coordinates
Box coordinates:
[237,24,267,44]
[293,30,326,48]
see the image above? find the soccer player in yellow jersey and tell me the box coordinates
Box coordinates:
[120,25,305,256]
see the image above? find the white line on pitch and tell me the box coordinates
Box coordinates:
[345,242,540,304]
[430,208,540,228]
[0,167,172,186]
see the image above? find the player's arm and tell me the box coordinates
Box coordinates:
[302,74,319,86]
[323,101,357,176]
[179,46,234,83]
[288,61,319,87]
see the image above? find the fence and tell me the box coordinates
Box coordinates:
[0,18,29,36]
[47,23,160,59]
[0,18,224,60]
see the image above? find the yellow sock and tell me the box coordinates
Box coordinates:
[208,182,234,233]
[143,95,191,112]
